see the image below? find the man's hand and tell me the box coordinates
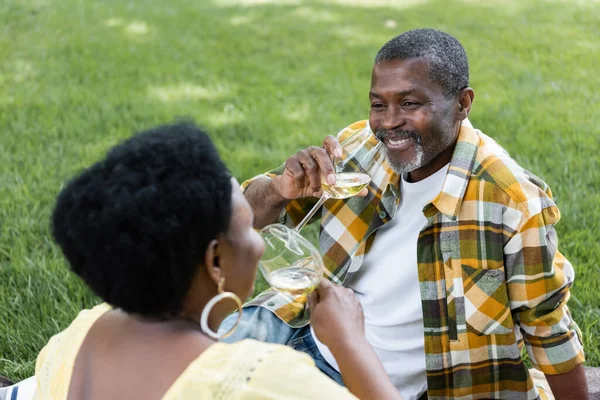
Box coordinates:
[271,135,341,200]
[245,135,367,228]
[308,279,365,350]
[270,135,369,201]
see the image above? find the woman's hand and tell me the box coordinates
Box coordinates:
[308,280,404,400]
[308,279,365,350]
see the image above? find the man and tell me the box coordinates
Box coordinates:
[221,29,587,399]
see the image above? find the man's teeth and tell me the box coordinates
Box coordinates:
[388,137,411,144]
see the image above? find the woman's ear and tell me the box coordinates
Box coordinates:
[203,239,222,286]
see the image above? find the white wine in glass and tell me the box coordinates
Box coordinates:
[259,224,324,296]
[268,258,321,296]
[321,172,371,199]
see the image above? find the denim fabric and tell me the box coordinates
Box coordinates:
[219,306,343,386]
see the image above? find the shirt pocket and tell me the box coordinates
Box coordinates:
[461,264,513,336]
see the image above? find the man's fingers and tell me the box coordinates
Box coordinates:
[284,157,307,189]
[298,150,323,195]
[284,139,344,196]
[357,187,368,197]
[285,155,308,189]
[323,135,342,159]
[309,147,336,187]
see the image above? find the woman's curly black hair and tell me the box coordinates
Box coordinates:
[51,122,233,318]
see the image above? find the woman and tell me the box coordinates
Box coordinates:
[32,122,402,399]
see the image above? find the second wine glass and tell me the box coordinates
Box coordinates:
[259,223,324,296]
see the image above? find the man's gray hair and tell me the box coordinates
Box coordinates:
[375,28,469,97]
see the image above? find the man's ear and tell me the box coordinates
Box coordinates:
[457,87,475,120]
[203,239,222,286]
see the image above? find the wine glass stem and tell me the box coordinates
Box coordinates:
[293,194,329,233]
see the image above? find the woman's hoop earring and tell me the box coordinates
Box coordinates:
[200,277,242,340]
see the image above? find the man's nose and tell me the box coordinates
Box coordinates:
[381,105,406,131]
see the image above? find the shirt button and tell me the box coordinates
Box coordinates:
[378,211,387,219]
[267,301,276,307]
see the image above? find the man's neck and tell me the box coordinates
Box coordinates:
[407,141,456,183]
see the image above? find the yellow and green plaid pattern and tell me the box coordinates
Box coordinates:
[243,120,584,399]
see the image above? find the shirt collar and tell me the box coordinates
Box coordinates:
[427,123,480,220]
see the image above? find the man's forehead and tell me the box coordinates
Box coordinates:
[372,58,431,81]
[370,58,441,95]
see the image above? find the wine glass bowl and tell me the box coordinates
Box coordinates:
[320,171,371,199]
[258,224,324,296]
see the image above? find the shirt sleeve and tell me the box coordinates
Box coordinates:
[503,200,585,375]
[244,345,358,400]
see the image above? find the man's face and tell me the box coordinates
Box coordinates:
[369,58,460,179]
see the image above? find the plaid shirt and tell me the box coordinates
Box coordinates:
[243,120,584,399]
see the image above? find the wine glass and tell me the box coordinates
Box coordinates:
[258,223,324,296]
[294,127,386,232]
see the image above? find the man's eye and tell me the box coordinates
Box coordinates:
[402,101,420,108]
[371,103,386,110]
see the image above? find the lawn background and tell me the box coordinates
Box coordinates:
[1,0,598,380]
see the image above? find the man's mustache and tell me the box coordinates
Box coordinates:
[375,129,422,144]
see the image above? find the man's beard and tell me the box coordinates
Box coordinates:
[375,129,425,175]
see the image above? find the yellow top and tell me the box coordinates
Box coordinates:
[34,304,356,399]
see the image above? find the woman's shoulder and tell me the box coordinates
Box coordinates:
[34,303,112,399]
[37,303,112,358]
[166,339,357,399]
[46,303,112,346]
[70,303,113,327]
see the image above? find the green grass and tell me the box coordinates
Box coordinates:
[1,0,599,380]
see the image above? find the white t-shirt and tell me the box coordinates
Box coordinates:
[311,163,449,400]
